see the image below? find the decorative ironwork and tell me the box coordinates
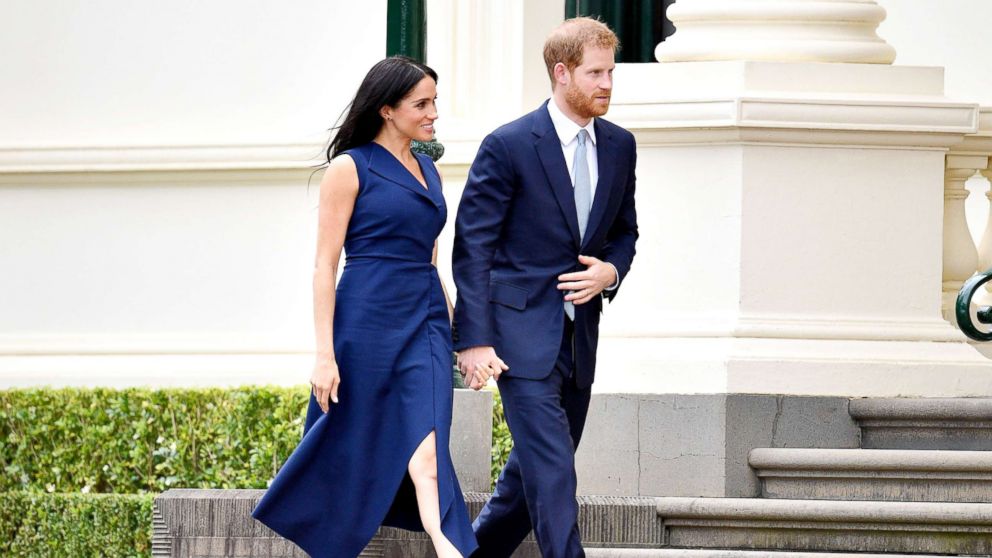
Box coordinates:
[956,269,992,341]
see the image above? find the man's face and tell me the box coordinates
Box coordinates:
[563,45,615,119]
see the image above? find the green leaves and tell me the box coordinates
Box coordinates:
[490,390,513,489]
[0,385,512,556]
[0,492,153,557]
[0,386,308,494]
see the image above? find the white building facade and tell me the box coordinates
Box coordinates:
[2,0,991,402]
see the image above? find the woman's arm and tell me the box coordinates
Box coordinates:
[311,154,359,412]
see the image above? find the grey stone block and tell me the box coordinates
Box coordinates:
[508,495,663,557]
[656,496,992,554]
[850,397,992,450]
[576,394,859,498]
[154,490,658,557]
[750,447,992,502]
[725,396,860,497]
[639,395,728,497]
[576,394,641,496]
[451,388,494,492]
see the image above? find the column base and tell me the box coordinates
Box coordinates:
[594,334,992,397]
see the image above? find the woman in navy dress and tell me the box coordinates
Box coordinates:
[252,57,477,558]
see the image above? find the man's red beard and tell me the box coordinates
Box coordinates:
[565,82,611,119]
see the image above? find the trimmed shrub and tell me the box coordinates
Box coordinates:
[0,492,153,557]
[0,387,307,493]
[1,386,511,492]
[490,389,512,487]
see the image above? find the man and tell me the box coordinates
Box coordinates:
[452,17,639,558]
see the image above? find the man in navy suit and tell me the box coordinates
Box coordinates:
[452,17,638,558]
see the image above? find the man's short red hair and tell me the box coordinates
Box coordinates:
[543,17,620,88]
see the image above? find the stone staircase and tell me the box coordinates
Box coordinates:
[632,397,992,557]
[153,397,992,557]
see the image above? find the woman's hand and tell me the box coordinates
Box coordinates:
[310,359,341,413]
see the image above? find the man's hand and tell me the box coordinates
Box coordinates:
[557,255,617,305]
[457,346,509,390]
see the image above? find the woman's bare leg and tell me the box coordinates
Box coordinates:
[408,431,462,558]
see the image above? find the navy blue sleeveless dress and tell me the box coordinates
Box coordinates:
[252,142,478,558]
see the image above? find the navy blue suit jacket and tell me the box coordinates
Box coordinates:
[452,101,638,389]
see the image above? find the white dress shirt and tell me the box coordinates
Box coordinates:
[547,97,599,201]
[546,98,619,300]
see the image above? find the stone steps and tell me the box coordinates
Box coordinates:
[749,447,992,502]
[584,551,955,558]
[153,490,663,557]
[850,397,992,450]
[655,496,992,554]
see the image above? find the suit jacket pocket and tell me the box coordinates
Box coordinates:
[488,281,528,310]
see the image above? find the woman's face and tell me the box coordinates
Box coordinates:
[382,76,438,142]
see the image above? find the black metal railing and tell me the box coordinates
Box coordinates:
[956,269,992,341]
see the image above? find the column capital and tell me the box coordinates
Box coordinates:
[656,0,897,64]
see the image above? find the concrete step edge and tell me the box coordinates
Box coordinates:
[849,398,992,421]
[749,447,992,472]
[655,496,992,524]
[585,551,957,558]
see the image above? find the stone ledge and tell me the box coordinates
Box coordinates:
[153,490,661,558]
[850,397,992,420]
[585,551,956,558]
[750,447,992,471]
[849,397,992,450]
[749,448,992,502]
[656,497,992,554]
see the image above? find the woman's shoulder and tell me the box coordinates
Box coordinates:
[336,142,375,165]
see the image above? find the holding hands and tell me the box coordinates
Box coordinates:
[457,346,508,390]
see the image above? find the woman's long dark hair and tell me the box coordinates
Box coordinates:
[327,56,438,163]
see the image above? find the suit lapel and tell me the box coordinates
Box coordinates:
[581,119,616,251]
[533,107,581,248]
[368,143,440,209]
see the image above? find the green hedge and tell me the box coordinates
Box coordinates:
[0,387,307,493]
[0,386,513,557]
[1,386,512,493]
[0,492,153,557]
[490,390,512,483]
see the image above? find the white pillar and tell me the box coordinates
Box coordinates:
[425,0,561,164]
[942,162,981,321]
[979,167,992,273]
[947,108,992,311]
[594,0,988,398]
[657,0,896,64]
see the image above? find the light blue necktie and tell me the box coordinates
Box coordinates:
[573,129,592,241]
[565,129,592,321]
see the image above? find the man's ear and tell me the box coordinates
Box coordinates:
[553,62,570,87]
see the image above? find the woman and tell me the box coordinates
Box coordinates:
[252,57,477,558]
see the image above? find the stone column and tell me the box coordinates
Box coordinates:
[946,108,992,311]
[980,167,992,272]
[658,0,896,64]
[425,0,561,163]
[597,0,982,399]
[942,162,981,321]
[573,0,988,499]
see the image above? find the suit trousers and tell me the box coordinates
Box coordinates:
[472,317,593,558]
